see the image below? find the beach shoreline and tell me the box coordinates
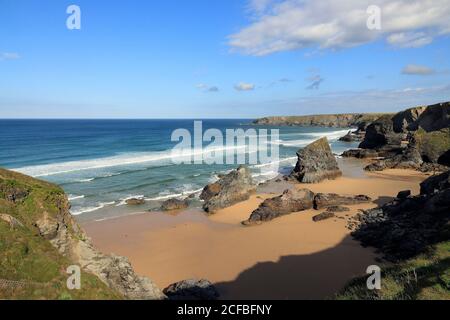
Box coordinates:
[81,159,429,299]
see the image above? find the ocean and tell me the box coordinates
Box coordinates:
[0,119,357,221]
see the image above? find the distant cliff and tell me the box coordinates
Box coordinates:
[0,168,165,300]
[253,113,390,129]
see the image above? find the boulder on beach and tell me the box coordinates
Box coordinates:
[125,198,145,205]
[312,211,335,222]
[289,137,342,183]
[200,165,256,214]
[242,188,315,225]
[163,279,219,300]
[313,193,371,210]
[160,198,189,211]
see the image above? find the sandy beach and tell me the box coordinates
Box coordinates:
[82,161,429,300]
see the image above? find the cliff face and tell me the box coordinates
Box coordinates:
[0,168,165,300]
[253,113,390,128]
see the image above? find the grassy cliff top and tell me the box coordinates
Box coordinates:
[0,168,121,300]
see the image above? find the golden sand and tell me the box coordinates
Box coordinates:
[82,167,427,299]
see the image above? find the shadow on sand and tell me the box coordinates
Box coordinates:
[214,235,375,300]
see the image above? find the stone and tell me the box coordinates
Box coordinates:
[200,166,256,213]
[289,137,342,183]
[160,198,189,211]
[312,212,335,222]
[341,149,379,159]
[243,188,315,225]
[420,171,450,195]
[396,190,411,199]
[125,198,145,205]
[163,279,219,300]
[314,193,371,210]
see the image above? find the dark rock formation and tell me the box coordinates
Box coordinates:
[289,137,342,183]
[160,198,189,211]
[200,166,256,213]
[126,198,145,205]
[312,212,335,222]
[352,171,450,261]
[243,188,315,225]
[342,149,379,159]
[420,170,450,195]
[396,190,411,199]
[313,193,371,210]
[253,113,389,128]
[163,279,219,300]
[357,102,450,172]
[339,130,365,142]
[0,182,29,203]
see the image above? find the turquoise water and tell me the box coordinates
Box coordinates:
[0,119,357,219]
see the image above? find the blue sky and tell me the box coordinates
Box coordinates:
[1,0,450,118]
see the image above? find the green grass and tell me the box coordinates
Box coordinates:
[336,241,450,300]
[0,168,122,300]
[415,128,450,163]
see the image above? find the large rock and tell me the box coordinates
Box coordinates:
[420,171,450,195]
[200,166,256,213]
[243,188,314,225]
[313,193,371,209]
[160,198,189,211]
[163,279,219,300]
[289,137,342,183]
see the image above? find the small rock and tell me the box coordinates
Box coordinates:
[396,190,411,199]
[312,212,335,222]
[164,279,219,300]
[160,198,189,211]
[126,198,145,205]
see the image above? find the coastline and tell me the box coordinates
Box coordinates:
[81,159,429,299]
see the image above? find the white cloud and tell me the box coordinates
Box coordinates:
[402,64,435,75]
[229,0,450,55]
[0,52,20,60]
[234,82,255,91]
[196,84,219,92]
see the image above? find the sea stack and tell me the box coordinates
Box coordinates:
[289,137,342,183]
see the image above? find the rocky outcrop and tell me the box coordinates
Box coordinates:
[253,113,388,128]
[200,166,256,213]
[160,198,189,211]
[0,168,165,300]
[352,170,450,261]
[242,189,315,225]
[163,279,219,300]
[356,102,450,172]
[342,149,379,159]
[339,130,365,142]
[289,137,342,183]
[313,193,371,210]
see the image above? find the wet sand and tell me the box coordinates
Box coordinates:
[82,164,428,300]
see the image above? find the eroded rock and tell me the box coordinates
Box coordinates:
[289,137,342,183]
[314,193,371,210]
[163,279,219,300]
[243,188,315,225]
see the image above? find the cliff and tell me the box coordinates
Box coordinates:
[253,113,390,128]
[0,168,165,300]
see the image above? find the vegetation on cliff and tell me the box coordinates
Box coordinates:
[336,241,449,300]
[0,169,121,299]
